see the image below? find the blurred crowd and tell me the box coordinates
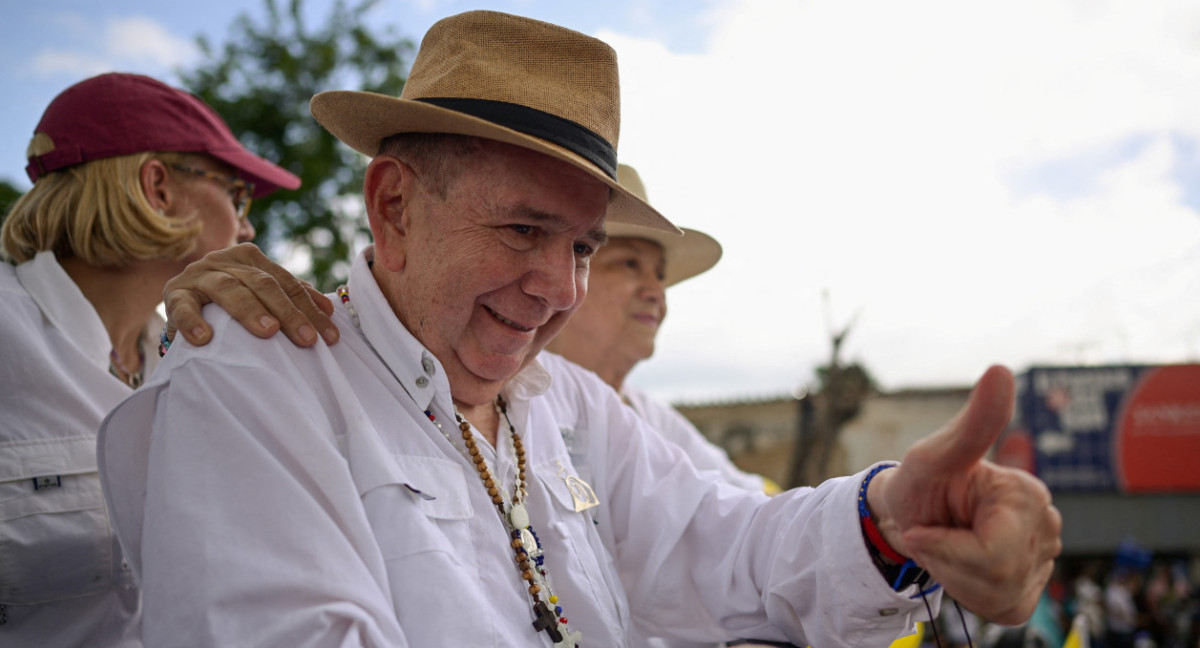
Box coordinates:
[921,546,1200,648]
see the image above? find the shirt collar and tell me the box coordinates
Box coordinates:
[344,248,553,414]
[16,251,112,371]
[346,249,448,414]
[14,251,166,378]
[507,356,551,403]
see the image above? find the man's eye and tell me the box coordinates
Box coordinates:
[573,242,594,257]
[510,224,533,235]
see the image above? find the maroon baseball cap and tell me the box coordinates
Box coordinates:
[25,72,300,198]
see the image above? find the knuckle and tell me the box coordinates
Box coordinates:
[209,273,247,295]
[245,271,282,294]
[980,561,1011,584]
[283,279,311,300]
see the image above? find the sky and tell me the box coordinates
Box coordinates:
[3,0,1200,403]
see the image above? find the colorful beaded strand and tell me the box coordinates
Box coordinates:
[339,285,579,646]
[452,398,579,646]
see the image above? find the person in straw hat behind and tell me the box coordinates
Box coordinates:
[544,163,773,498]
[544,164,768,648]
[99,10,1060,647]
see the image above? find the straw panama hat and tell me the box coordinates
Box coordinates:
[309,10,680,235]
[608,164,722,287]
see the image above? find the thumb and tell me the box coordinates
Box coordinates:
[907,365,1015,475]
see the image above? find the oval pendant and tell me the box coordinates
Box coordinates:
[509,502,529,529]
[520,528,541,556]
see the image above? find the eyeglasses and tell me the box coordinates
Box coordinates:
[170,164,256,222]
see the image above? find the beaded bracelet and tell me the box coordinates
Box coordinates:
[158,324,172,357]
[858,463,933,592]
[857,464,907,563]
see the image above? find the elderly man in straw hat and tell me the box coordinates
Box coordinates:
[99,10,1060,647]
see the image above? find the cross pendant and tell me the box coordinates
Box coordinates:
[531,600,564,642]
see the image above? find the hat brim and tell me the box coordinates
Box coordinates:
[206,145,301,199]
[605,223,722,287]
[310,91,681,235]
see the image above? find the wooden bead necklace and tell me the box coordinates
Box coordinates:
[338,285,581,646]
[440,398,581,647]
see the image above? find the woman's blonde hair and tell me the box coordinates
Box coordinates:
[1,133,204,266]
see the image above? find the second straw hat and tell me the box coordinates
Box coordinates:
[608,164,722,287]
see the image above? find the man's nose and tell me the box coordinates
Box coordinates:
[522,243,579,311]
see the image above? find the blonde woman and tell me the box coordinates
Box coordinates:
[0,72,304,646]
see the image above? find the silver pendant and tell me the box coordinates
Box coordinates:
[564,474,599,512]
[520,527,541,558]
[555,461,599,512]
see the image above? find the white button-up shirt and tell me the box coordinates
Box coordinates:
[99,250,932,647]
[616,388,762,648]
[1,251,159,647]
[622,385,765,493]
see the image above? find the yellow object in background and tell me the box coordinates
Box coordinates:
[762,478,783,496]
[889,622,924,648]
[1064,614,1091,648]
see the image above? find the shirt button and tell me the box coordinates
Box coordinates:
[416,376,429,388]
[421,357,436,375]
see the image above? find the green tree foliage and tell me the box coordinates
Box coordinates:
[181,0,413,289]
[0,179,22,224]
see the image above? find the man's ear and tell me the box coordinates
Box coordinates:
[365,155,417,273]
[140,159,175,213]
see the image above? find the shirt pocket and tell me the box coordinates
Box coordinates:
[354,453,475,560]
[353,453,490,645]
[531,458,630,641]
[0,436,115,605]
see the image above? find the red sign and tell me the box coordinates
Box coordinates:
[1114,365,1200,492]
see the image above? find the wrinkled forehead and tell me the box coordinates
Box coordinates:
[468,140,610,225]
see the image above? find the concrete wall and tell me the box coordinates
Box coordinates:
[673,387,1199,555]
[674,388,969,487]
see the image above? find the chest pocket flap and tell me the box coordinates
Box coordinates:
[344,429,473,521]
[0,436,114,604]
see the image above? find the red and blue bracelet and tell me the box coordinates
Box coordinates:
[858,463,936,593]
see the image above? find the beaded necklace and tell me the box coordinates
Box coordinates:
[108,344,144,388]
[336,286,582,647]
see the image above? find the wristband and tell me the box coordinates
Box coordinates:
[858,463,932,592]
[857,464,906,560]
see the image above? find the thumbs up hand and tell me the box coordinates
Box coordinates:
[865,365,1062,624]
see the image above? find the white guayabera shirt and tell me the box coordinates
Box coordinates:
[620,385,765,493]
[0,251,161,648]
[99,250,933,648]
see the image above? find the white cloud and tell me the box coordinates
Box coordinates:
[31,51,116,78]
[105,16,200,69]
[28,14,198,80]
[604,0,1200,400]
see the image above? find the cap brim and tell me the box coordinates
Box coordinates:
[605,224,722,287]
[207,146,301,198]
[310,90,680,235]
